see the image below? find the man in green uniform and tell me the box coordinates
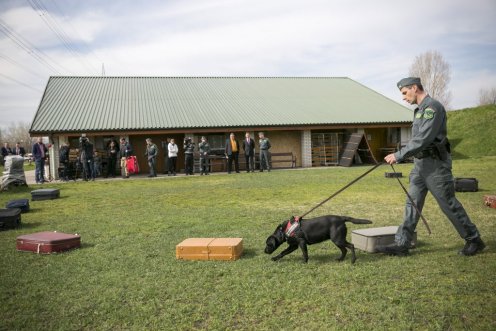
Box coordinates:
[258,132,271,172]
[378,77,485,256]
[145,138,158,177]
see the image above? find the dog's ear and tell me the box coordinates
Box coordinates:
[274,226,286,243]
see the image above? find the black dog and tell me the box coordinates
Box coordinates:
[264,215,372,263]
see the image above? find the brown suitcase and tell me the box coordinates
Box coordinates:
[484,195,496,209]
[17,231,81,254]
[176,238,243,261]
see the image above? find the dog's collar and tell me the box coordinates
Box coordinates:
[284,216,301,238]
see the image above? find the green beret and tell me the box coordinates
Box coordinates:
[397,77,421,90]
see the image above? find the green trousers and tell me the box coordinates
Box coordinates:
[395,156,480,247]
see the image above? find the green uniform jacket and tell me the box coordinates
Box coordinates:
[146,143,158,159]
[394,95,447,163]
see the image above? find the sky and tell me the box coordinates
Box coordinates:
[1,0,495,130]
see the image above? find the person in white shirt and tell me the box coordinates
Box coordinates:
[167,139,178,176]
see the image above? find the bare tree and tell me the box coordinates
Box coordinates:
[2,122,33,149]
[478,87,496,105]
[409,50,452,109]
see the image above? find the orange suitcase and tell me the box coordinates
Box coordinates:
[484,195,496,209]
[176,238,243,261]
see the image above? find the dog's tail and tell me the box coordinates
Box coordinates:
[344,217,372,225]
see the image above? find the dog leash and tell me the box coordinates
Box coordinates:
[389,164,431,235]
[298,162,431,235]
[300,162,384,218]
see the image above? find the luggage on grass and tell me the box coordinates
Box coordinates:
[0,208,21,230]
[31,188,60,201]
[351,226,417,253]
[176,238,243,261]
[6,199,30,213]
[454,178,478,192]
[16,231,81,254]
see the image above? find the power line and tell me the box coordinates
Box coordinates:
[27,0,98,74]
[0,73,44,93]
[0,18,73,75]
[0,53,47,80]
[47,0,104,66]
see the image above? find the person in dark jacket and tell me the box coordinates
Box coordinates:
[32,137,48,184]
[1,142,12,157]
[106,140,119,178]
[59,142,70,181]
[80,135,95,181]
[183,137,195,175]
[1,142,12,166]
[225,133,240,174]
[13,142,26,157]
[198,136,211,175]
[243,132,256,173]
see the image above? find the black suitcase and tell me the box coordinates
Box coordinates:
[6,199,30,213]
[454,178,478,192]
[385,172,403,178]
[0,208,21,230]
[31,188,60,201]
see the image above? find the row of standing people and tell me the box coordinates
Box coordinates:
[171,132,271,176]
[58,137,133,181]
[1,142,26,160]
[55,132,272,180]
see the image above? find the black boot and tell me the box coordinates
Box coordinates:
[459,238,485,256]
[376,243,409,256]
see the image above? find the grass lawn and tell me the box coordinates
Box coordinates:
[1,157,495,330]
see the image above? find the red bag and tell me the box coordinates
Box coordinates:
[126,156,139,174]
[484,195,496,209]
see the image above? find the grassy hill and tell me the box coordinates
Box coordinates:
[447,104,496,158]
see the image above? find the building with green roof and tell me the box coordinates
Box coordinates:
[30,76,412,178]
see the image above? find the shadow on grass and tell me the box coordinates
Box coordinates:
[30,196,67,203]
[25,208,42,213]
[80,242,95,249]
[242,248,259,259]
[310,252,387,264]
[20,222,43,229]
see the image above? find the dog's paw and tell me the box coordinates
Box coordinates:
[271,256,280,262]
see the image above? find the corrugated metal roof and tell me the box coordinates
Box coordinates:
[30,76,412,133]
